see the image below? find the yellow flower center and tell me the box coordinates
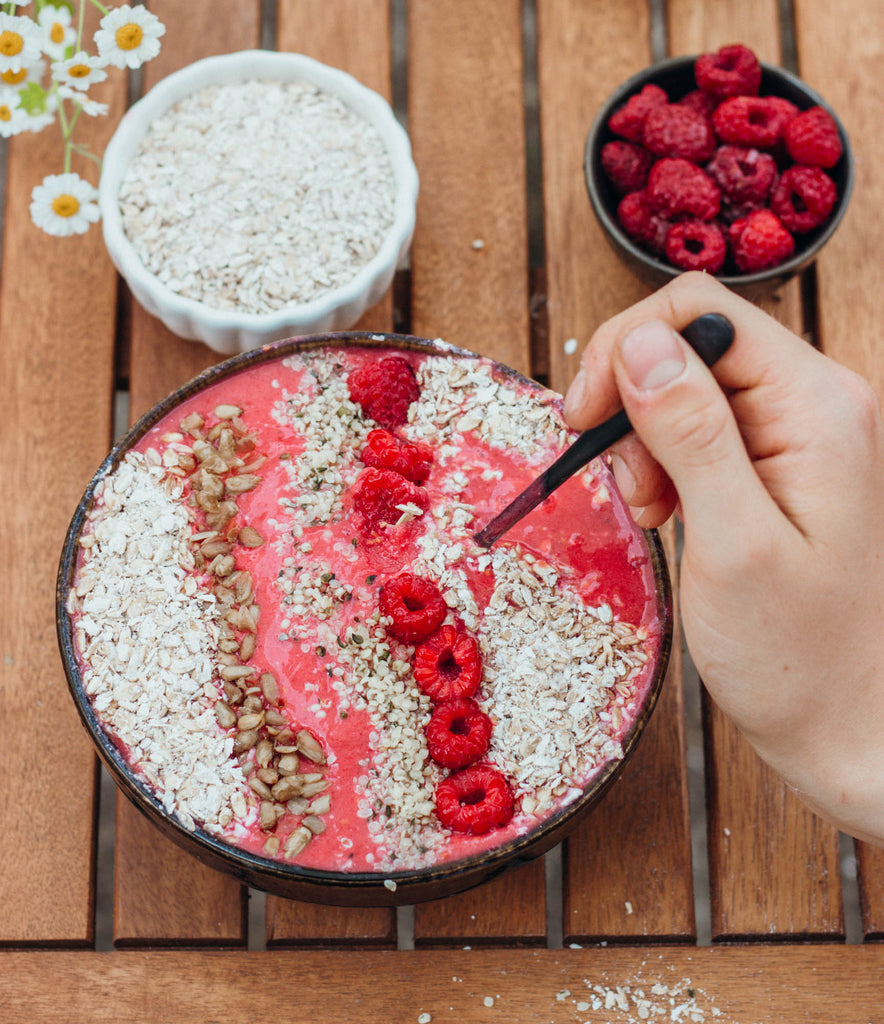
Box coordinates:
[50,22,66,44]
[1,67,26,84]
[115,23,143,51]
[0,30,24,57]
[0,104,11,121]
[51,194,80,218]
[68,63,91,79]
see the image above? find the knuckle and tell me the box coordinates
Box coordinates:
[663,394,732,466]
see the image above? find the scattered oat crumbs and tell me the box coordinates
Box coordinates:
[417,1014,432,1024]
[483,996,494,1007]
[564,337,579,355]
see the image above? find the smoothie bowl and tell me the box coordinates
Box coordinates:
[57,334,672,906]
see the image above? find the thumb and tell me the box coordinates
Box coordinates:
[612,319,772,545]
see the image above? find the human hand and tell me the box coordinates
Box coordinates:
[563,272,884,846]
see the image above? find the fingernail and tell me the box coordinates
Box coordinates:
[563,367,588,421]
[619,320,686,390]
[610,453,636,503]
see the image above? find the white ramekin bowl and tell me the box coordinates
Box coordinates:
[99,50,419,354]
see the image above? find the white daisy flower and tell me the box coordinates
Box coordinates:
[59,84,108,117]
[38,5,77,61]
[0,13,44,74]
[51,51,108,91]
[0,84,29,137]
[0,55,45,88]
[30,172,101,237]
[94,5,165,69]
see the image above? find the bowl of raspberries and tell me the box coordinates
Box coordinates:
[584,44,853,296]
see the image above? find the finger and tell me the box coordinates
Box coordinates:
[563,272,824,434]
[611,317,779,548]
[607,433,673,510]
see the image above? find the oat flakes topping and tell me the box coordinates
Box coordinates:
[118,80,397,314]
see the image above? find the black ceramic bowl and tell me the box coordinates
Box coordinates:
[57,333,672,906]
[585,55,854,299]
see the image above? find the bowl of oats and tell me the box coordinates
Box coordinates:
[57,333,672,905]
[99,50,418,354]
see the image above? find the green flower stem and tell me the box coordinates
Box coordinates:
[86,0,111,15]
[76,0,86,53]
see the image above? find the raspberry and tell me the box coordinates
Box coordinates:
[351,467,429,530]
[361,428,433,484]
[664,219,727,273]
[642,103,716,163]
[348,356,420,429]
[646,158,720,220]
[434,765,515,835]
[413,624,482,702]
[379,573,447,643]
[695,43,762,98]
[712,95,790,149]
[730,209,795,273]
[706,145,777,206]
[769,165,837,233]
[607,83,668,143]
[678,88,719,118]
[784,105,842,168]
[600,140,654,194]
[426,698,493,770]
[616,191,670,253]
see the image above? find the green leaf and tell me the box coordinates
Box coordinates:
[16,82,49,116]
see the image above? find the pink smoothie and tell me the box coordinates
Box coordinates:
[71,343,665,876]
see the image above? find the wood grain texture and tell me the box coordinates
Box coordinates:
[3,946,884,1021]
[407,0,531,369]
[404,0,544,942]
[794,0,884,398]
[667,0,844,942]
[262,0,399,947]
[0,5,125,944]
[856,841,884,941]
[111,0,264,947]
[537,0,651,396]
[793,0,884,933]
[563,525,695,944]
[537,0,695,943]
[413,859,547,947]
[703,699,843,941]
[266,900,396,948]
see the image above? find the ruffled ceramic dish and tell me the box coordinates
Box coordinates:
[99,51,418,354]
[57,333,672,906]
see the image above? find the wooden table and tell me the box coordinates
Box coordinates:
[2,1,882,1019]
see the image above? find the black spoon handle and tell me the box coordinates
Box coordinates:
[473,313,735,548]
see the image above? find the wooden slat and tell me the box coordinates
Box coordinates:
[407,0,543,945]
[666,0,844,942]
[563,525,695,944]
[262,0,399,947]
[0,5,125,945]
[111,0,263,947]
[413,859,547,948]
[3,946,884,1020]
[856,843,884,942]
[407,0,531,370]
[793,0,884,941]
[536,0,695,943]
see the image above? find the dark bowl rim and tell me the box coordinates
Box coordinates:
[56,330,673,904]
[584,54,855,288]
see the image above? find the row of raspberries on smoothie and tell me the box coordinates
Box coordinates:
[177,403,332,861]
[603,43,842,273]
[380,572,515,836]
[347,355,435,534]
